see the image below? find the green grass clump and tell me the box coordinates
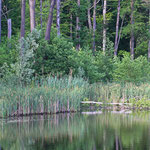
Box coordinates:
[0,76,89,117]
[90,82,150,104]
[1,77,150,117]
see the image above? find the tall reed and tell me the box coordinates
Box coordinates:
[1,77,150,117]
[0,76,89,117]
[90,82,150,103]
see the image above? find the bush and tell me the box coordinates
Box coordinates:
[72,48,99,83]
[0,38,17,67]
[33,36,77,76]
[0,29,40,85]
[113,55,150,82]
[95,51,114,82]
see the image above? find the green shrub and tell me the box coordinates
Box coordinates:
[74,48,99,83]
[33,36,77,76]
[113,55,150,82]
[95,51,114,82]
[0,38,17,67]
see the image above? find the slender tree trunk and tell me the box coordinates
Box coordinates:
[93,0,96,54]
[115,136,119,150]
[21,0,26,38]
[103,0,107,53]
[88,0,92,30]
[114,0,120,56]
[148,8,150,61]
[7,19,12,48]
[57,0,60,37]
[0,0,1,43]
[130,0,135,60]
[76,0,80,50]
[117,15,125,51]
[7,19,12,39]
[29,0,36,32]
[40,0,42,29]
[70,14,73,39]
[45,0,56,40]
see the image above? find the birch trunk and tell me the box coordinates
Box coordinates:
[92,0,96,54]
[115,136,119,150]
[57,0,61,37]
[29,0,36,32]
[21,0,26,38]
[76,0,80,50]
[0,0,1,43]
[130,0,134,60]
[70,14,73,39]
[45,0,56,40]
[114,0,120,56]
[7,19,12,39]
[88,0,92,30]
[148,8,150,61]
[103,0,107,53]
[40,0,42,29]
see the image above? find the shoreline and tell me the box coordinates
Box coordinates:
[1,105,150,119]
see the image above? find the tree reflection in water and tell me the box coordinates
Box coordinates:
[0,111,150,150]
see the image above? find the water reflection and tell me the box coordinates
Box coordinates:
[0,111,150,150]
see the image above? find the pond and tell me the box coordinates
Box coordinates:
[0,111,150,150]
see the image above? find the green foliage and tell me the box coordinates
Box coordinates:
[0,38,18,67]
[113,55,150,82]
[12,29,40,84]
[0,29,40,85]
[129,97,150,108]
[95,51,113,82]
[74,49,99,83]
[33,36,77,76]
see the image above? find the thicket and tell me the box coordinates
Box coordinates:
[1,30,150,83]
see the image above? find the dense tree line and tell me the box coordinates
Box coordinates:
[0,0,150,83]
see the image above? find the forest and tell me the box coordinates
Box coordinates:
[0,0,150,82]
[0,0,150,117]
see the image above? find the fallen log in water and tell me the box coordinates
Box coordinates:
[81,101,132,106]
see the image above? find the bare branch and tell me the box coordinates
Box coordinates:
[90,0,101,10]
[1,9,13,20]
[117,14,126,49]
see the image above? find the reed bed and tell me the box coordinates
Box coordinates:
[90,82,150,104]
[1,77,150,117]
[0,77,89,117]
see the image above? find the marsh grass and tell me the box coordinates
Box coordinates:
[91,82,150,105]
[1,77,150,117]
[0,76,89,117]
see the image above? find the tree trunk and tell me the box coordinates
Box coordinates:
[114,0,120,56]
[130,0,134,60]
[115,136,119,150]
[57,0,60,37]
[117,15,125,52]
[103,0,107,53]
[148,8,150,61]
[7,19,12,39]
[92,0,96,55]
[88,0,92,30]
[76,0,80,50]
[29,0,36,32]
[70,14,73,39]
[21,0,26,38]
[0,0,1,43]
[45,0,56,40]
[40,0,42,29]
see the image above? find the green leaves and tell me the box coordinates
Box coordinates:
[10,29,40,85]
[113,55,150,82]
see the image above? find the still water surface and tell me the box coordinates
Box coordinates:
[0,111,150,150]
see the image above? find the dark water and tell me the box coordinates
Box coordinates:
[0,111,150,150]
